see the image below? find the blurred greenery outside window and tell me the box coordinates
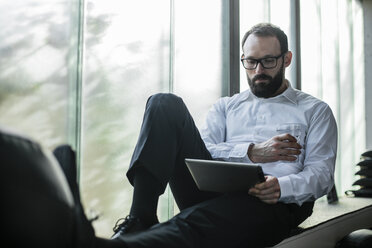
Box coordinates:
[0,0,365,239]
[0,0,226,238]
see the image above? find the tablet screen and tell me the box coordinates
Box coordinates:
[185,158,265,193]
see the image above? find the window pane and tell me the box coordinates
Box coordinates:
[300,0,322,97]
[300,0,366,194]
[240,0,269,92]
[239,0,293,92]
[0,0,77,149]
[173,0,224,127]
[270,0,293,87]
[81,0,171,237]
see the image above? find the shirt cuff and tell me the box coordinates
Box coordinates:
[228,143,251,162]
[278,176,294,202]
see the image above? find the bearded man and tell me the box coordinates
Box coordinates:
[104,23,338,248]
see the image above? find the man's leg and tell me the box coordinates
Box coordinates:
[118,193,314,248]
[114,93,221,236]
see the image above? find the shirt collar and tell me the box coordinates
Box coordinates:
[281,81,298,105]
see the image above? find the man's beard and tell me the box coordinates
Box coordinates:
[247,64,284,98]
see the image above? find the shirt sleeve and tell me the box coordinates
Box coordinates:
[200,98,253,162]
[278,104,338,205]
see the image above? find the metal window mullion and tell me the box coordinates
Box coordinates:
[229,0,240,96]
[169,0,175,94]
[265,0,271,22]
[75,0,86,184]
[167,0,175,219]
[290,0,301,90]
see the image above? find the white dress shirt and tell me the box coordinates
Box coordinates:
[200,83,338,206]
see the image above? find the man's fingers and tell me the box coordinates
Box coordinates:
[261,198,279,204]
[271,139,302,154]
[276,134,302,147]
[249,176,280,204]
[251,187,276,196]
[276,133,297,142]
[258,192,280,200]
[252,178,276,190]
[276,147,301,155]
[249,133,303,163]
[280,155,298,161]
[280,142,302,150]
[252,181,268,190]
[250,177,280,192]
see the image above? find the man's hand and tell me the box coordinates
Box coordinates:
[248,134,301,163]
[249,176,280,204]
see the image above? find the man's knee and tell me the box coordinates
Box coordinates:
[148,93,183,105]
[146,93,186,114]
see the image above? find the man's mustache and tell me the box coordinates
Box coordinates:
[252,74,272,83]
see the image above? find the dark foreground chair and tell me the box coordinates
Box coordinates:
[0,128,93,248]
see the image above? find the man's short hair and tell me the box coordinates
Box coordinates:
[241,23,288,54]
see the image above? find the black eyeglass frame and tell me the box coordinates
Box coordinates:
[240,52,287,70]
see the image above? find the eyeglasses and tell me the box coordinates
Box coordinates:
[240,52,286,70]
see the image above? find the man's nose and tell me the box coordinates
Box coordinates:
[255,62,265,73]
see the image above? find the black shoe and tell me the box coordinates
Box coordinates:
[111,215,154,239]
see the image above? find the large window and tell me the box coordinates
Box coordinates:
[0,0,227,238]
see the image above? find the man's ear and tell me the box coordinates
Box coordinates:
[284,51,292,68]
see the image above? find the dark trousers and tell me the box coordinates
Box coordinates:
[122,93,313,248]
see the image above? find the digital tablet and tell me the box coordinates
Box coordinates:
[185,158,265,193]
